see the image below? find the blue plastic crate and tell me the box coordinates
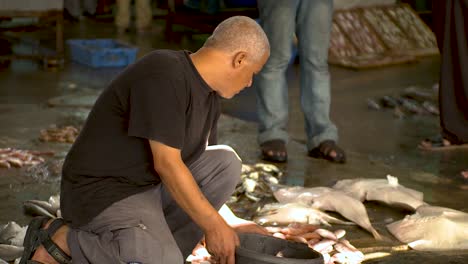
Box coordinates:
[66,39,138,68]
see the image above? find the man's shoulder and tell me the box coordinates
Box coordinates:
[140,49,187,69]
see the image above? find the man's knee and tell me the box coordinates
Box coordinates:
[207,145,242,186]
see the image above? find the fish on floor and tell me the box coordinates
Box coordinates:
[253,203,354,227]
[387,205,468,250]
[273,186,332,204]
[333,175,425,211]
[311,191,382,240]
[0,222,26,247]
[274,186,381,239]
[0,244,23,261]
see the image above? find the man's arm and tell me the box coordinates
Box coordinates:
[149,140,239,264]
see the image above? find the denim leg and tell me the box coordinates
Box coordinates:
[64,0,82,18]
[83,0,97,15]
[115,0,131,29]
[255,0,299,145]
[297,0,338,150]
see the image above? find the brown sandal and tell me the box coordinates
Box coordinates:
[260,139,287,163]
[308,140,346,164]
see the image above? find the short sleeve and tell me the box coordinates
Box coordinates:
[127,75,187,149]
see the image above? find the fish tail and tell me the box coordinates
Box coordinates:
[371,229,383,240]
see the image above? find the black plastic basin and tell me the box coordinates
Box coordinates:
[235,233,324,264]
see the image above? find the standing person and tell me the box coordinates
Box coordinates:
[19,16,270,264]
[255,0,346,163]
[64,0,97,20]
[115,0,153,34]
[420,0,468,150]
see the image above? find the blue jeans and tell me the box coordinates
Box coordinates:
[255,0,338,150]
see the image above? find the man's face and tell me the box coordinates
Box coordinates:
[221,52,269,99]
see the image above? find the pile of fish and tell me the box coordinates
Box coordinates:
[366,86,439,118]
[23,195,61,219]
[39,125,79,143]
[256,175,424,240]
[0,148,53,169]
[230,163,282,203]
[255,173,468,251]
[0,221,26,263]
[187,223,364,264]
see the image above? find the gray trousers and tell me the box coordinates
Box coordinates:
[67,145,241,264]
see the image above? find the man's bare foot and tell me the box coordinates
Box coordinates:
[31,220,71,264]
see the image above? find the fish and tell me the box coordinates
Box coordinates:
[274,185,381,239]
[0,222,26,246]
[402,86,437,102]
[330,251,365,264]
[421,101,439,115]
[0,160,10,169]
[364,175,425,211]
[333,175,424,211]
[23,201,57,218]
[253,203,354,227]
[366,99,381,110]
[48,195,61,213]
[24,200,58,216]
[310,191,382,240]
[380,95,399,108]
[387,205,468,250]
[398,98,425,114]
[0,148,48,169]
[366,186,427,211]
[273,186,332,204]
[0,244,23,261]
[332,178,389,201]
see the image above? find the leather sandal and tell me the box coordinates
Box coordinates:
[308,140,346,164]
[260,139,287,163]
[20,217,71,264]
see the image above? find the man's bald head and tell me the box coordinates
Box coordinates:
[203,16,270,62]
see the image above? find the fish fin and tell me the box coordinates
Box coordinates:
[407,239,430,249]
[371,228,383,240]
[386,175,399,186]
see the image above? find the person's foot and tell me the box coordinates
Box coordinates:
[260,139,287,163]
[419,135,467,150]
[308,140,346,164]
[419,135,452,149]
[20,217,71,264]
[32,220,70,264]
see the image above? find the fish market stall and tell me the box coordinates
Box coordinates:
[0,0,64,67]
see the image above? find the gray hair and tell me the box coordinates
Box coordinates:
[203,16,270,62]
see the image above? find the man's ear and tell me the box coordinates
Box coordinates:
[232,51,248,69]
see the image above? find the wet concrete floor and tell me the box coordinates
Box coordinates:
[0,18,467,263]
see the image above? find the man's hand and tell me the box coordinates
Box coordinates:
[204,222,239,264]
[218,204,271,236]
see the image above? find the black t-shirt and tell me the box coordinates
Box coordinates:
[61,50,220,227]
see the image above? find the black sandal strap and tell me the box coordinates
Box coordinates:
[260,139,288,162]
[37,219,72,264]
[309,140,346,163]
[19,216,50,264]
